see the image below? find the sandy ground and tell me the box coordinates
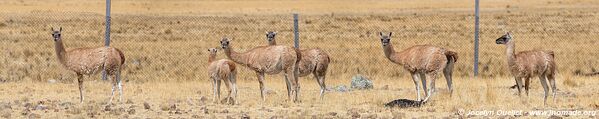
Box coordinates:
[0,76,598,118]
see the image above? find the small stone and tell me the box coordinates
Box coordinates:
[143,102,151,110]
[34,104,47,110]
[104,105,112,111]
[128,109,136,115]
[126,100,134,104]
[221,109,229,113]
[199,96,208,102]
[350,112,360,118]
[381,85,389,90]
[335,85,350,92]
[327,112,337,116]
[241,113,250,119]
[174,109,183,114]
[350,74,373,90]
[47,79,57,84]
[21,108,31,116]
[23,102,33,109]
[170,104,177,111]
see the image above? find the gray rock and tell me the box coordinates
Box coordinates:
[34,104,47,110]
[47,79,57,84]
[350,74,373,90]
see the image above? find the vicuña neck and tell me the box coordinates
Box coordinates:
[506,40,516,65]
[223,46,248,66]
[208,53,216,63]
[54,40,68,66]
[268,40,276,45]
[383,43,402,64]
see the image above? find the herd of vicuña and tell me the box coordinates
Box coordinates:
[51,27,558,106]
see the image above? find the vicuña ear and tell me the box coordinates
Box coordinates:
[273,31,277,35]
[389,32,393,37]
[265,32,269,35]
[59,27,62,32]
[379,32,383,36]
[50,27,54,32]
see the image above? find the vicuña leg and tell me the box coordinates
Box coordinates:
[538,75,550,105]
[223,79,232,104]
[428,73,438,97]
[284,74,292,101]
[514,77,523,96]
[316,73,326,99]
[230,72,238,105]
[211,76,218,104]
[524,77,531,96]
[116,70,123,102]
[443,64,454,96]
[287,67,300,102]
[547,73,557,102]
[410,73,422,101]
[109,75,117,104]
[77,73,84,103]
[419,73,429,100]
[216,79,222,104]
[256,72,266,101]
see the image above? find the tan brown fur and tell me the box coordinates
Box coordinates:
[265,31,330,99]
[378,32,456,102]
[495,32,557,105]
[220,37,301,102]
[207,48,238,105]
[52,27,125,103]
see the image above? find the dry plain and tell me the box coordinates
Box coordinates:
[1,0,599,118]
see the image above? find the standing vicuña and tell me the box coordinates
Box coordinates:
[51,27,126,103]
[220,37,302,102]
[495,32,557,105]
[265,31,330,99]
[207,48,238,105]
[378,32,457,102]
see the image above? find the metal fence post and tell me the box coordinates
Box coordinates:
[474,0,480,77]
[102,0,111,80]
[293,13,299,49]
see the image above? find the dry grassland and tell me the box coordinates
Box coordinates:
[0,0,598,118]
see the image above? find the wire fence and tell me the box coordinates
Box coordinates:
[1,6,598,83]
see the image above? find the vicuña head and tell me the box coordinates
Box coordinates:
[51,27,62,42]
[379,32,392,47]
[266,31,277,45]
[495,32,512,45]
[220,37,231,49]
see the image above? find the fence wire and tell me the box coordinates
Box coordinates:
[1,6,598,83]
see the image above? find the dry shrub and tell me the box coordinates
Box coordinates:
[563,75,581,87]
[485,80,497,104]
[562,75,579,87]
